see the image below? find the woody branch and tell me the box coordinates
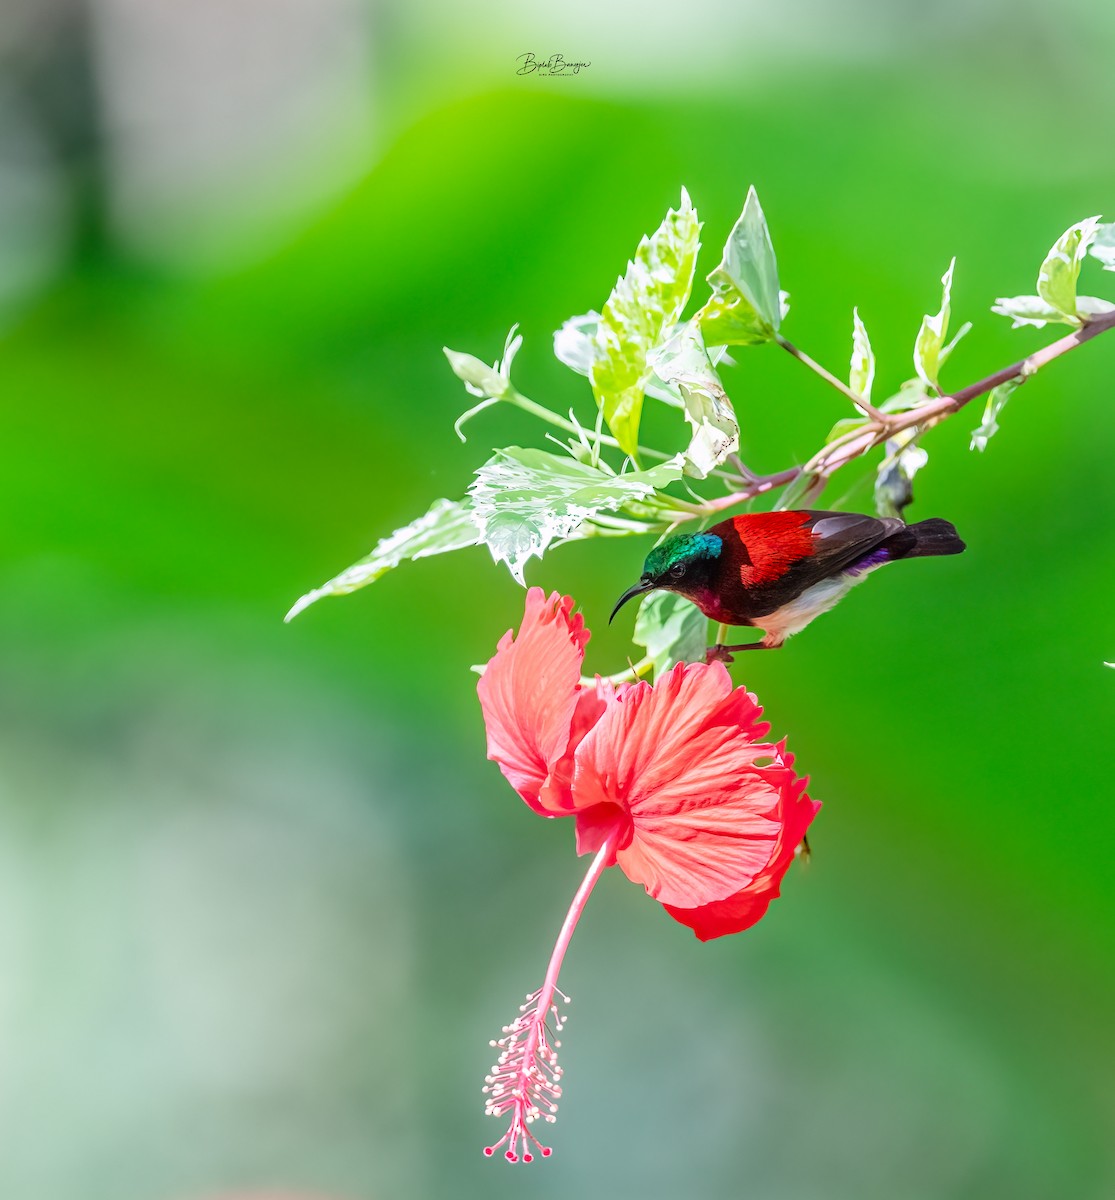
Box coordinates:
[702,307,1115,514]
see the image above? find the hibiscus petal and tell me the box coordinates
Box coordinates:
[572,661,796,908]
[664,750,820,940]
[477,589,591,816]
[663,890,774,941]
[539,684,609,814]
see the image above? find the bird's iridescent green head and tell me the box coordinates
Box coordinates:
[609,532,722,623]
[642,532,722,578]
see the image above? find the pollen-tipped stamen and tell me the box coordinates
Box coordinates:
[481,840,613,1163]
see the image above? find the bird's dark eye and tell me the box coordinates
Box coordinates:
[668,563,686,580]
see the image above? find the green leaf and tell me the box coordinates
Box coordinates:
[557,309,684,407]
[468,447,685,584]
[938,320,972,370]
[647,321,740,479]
[825,416,870,445]
[878,378,931,414]
[589,190,702,457]
[970,378,1022,452]
[696,186,782,346]
[913,259,956,391]
[849,307,875,401]
[444,348,507,396]
[990,295,1077,329]
[445,326,521,397]
[1077,296,1115,320]
[633,591,709,677]
[446,327,525,439]
[875,430,928,519]
[553,311,600,376]
[1088,222,1115,271]
[285,498,481,621]
[1037,216,1101,318]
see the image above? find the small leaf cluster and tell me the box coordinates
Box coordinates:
[289,186,794,618]
[287,198,1115,674]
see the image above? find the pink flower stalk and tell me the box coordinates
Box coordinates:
[477,589,819,1162]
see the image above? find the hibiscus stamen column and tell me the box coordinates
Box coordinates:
[482,837,615,1163]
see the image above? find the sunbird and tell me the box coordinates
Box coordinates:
[610,510,965,659]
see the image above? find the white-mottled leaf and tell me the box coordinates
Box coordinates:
[970,378,1022,452]
[445,325,522,397]
[879,378,931,414]
[849,307,875,401]
[557,309,684,407]
[914,259,956,391]
[468,447,685,584]
[633,591,709,677]
[1077,295,1115,319]
[990,295,1076,329]
[285,498,481,621]
[554,311,601,376]
[696,186,782,346]
[590,190,702,457]
[444,348,506,396]
[1088,222,1115,271]
[875,430,928,518]
[825,415,870,445]
[648,320,740,479]
[938,320,971,370]
[1037,215,1100,317]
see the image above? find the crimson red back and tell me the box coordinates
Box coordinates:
[729,512,815,587]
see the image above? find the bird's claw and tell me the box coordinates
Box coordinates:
[705,643,735,666]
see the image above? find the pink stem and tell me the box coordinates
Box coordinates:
[483,837,615,1162]
[531,837,613,1043]
[811,308,1115,477]
[694,309,1115,515]
[701,467,804,513]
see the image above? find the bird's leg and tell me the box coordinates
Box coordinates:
[704,641,780,665]
[706,622,783,664]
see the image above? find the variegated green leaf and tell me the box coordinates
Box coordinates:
[875,430,928,518]
[879,378,931,414]
[849,307,875,401]
[825,416,870,445]
[469,447,685,584]
[1037,216,1100,318]
[990,295,1076,329]
[914,259,956,391]
[285,498,481,620]
[633,591,709,677]
[696,186,782,346]
[446,327,525,439]
[970,378,1022,452]
[1088,222,1115,272]
[590,191,702,457]
[648,321,740,479]
[938,320,972,370]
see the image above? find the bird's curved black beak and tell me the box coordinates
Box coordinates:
[609,579,654,624]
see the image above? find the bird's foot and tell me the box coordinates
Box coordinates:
[705,641,779,665]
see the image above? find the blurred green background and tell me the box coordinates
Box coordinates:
[2,2,1113,1198]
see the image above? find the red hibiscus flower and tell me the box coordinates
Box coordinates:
[477,590,818,1162]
